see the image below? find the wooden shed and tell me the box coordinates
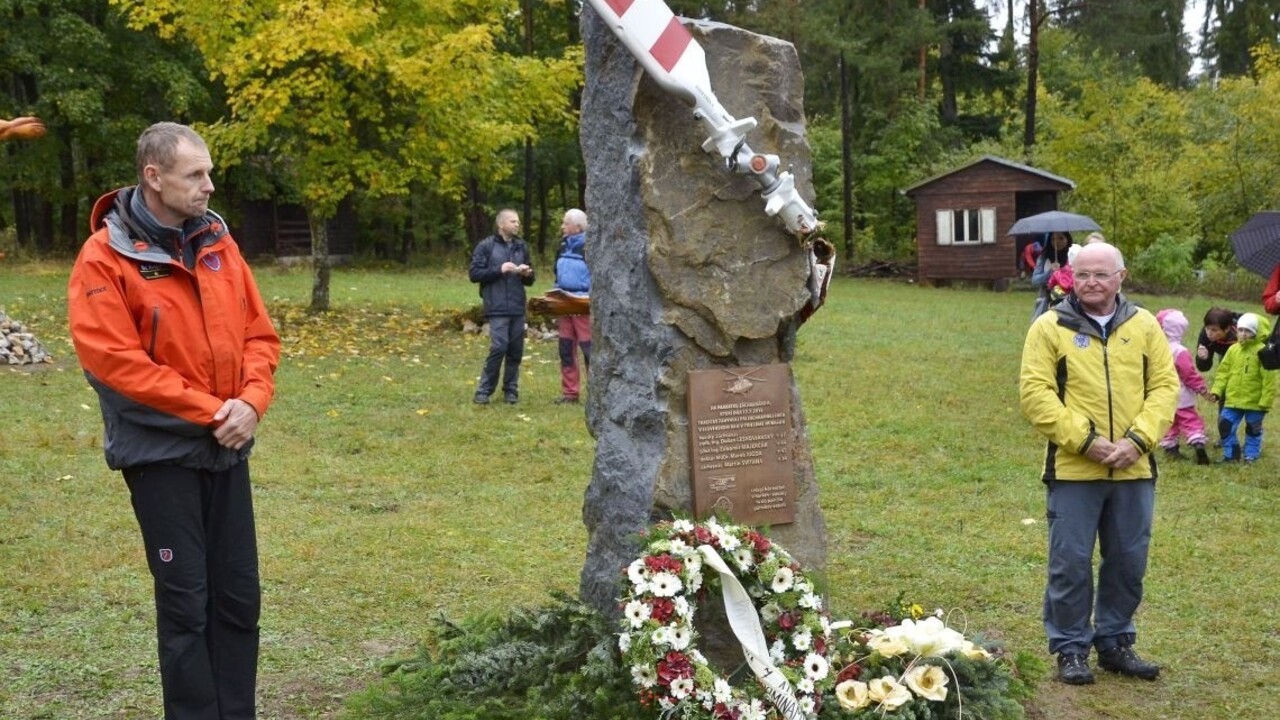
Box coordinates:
[234,198,357,260]
[903,155,1075,286]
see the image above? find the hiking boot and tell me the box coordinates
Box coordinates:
[554,396,579,404]
[1097,645,1159,680]
[1162,446,1184,460]
[504,393,519,405]
[1193,445,1211,465]
[473,394,490,405]
[1057,653,1095,685]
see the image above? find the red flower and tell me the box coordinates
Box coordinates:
[694,526,716,545]
[814,636,827,655]
[649,597,675,624]
[777,612,797,630]
[748,530,772,555]
[645,553,683,574]
[836,662,863,683]
[713,702,740,719]
[656,651,693,684]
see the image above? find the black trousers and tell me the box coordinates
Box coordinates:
[476,314,525,398]
[124,462,260,720]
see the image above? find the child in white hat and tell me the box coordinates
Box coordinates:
[1209,312,1275,462]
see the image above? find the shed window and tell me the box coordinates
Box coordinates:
[935,207,996,245]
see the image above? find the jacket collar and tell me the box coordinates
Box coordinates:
[1054,292,1138,339]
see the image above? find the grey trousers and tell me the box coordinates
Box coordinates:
[1043,478,1155,656]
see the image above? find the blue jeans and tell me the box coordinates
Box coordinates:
[1218,407,1265,461]
[1043,479,1154,656]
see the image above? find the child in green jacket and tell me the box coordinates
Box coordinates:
[1209,312,1275,462]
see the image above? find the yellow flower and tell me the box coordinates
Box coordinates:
[868,676,913,711]
[904,664,950,702]
[835,680,870,711]
[961,640,992,660]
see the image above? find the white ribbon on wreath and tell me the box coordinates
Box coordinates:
[697,545,806,720]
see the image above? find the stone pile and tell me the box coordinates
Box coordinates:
[0,310,54,365]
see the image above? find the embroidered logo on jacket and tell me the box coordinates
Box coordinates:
[1074,333,1090,349]
[138,263,171,280]
[201,253,223,272]
[159,548,174,563]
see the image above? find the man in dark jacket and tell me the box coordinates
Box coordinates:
[469,208,534,404]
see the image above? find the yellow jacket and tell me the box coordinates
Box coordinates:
[1019,295,1178,482]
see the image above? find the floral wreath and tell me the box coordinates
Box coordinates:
[617,518,833,720]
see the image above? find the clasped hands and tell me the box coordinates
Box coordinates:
[1085,437,1141,469]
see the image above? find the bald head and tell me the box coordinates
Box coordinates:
[1075,242,1124,271]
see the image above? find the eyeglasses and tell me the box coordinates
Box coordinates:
[1074,270,1122,282]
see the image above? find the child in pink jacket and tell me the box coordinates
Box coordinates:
[1156,309,1212,464]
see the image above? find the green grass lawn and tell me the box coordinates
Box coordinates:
[2,262,1277,719]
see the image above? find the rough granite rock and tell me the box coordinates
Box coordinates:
[578,8,827,618]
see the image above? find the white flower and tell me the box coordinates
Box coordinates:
[627,558,650,586]
[769,638,786,663]
[739,699,767,720]
[683,553,703,575]
[792,627,812,651]
[672,519,694,533]
[867,631,910,657]
[674,596,692,618]
[686,571,704,593]
[713,677,734,703]
[670,625,693,650]
[696,689,714,709]
[799,696,815,714]
[652,625,674,646]
[670,677,695,699]
[796,678,815,694]
[904,664,950,702]
[733,546,755,569]
[719,532,741,552]
[650,572,683,597]
[658,695,675,710]
[771,567,795,593]
[618,632,631,652]
[835,680,870,711]
[669,538,689,555]
[868,676,913,711]
[804,653,829,680]
[760,602,782,623]
[689,648,708,665]
[631,664,657,687]
[624,600,651,628]
[799,592,822,610]
[794,580,812,595]
[889,616,966,657]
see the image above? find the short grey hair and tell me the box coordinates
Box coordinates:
[564,208,588,231]
[136,122,207,183]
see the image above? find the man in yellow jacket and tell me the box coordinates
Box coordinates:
[1019,242,1178,686]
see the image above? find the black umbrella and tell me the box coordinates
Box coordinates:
[1006,210,1102,236]
[1230,211,1280,278]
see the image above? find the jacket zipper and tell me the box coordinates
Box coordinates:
[148,307,160,358]
[1102,338,1115,479]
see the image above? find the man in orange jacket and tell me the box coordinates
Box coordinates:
[68,122,280,720]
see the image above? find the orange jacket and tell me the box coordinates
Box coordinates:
[68,188,280,470]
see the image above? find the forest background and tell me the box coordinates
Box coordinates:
[4,0,1280,305]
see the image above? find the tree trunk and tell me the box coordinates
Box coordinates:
[308,211,331,313]
[839,49,855,261]
[1024,0,1041,153]
[59,130,78,251]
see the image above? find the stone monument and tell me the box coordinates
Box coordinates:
[578,8,827,616]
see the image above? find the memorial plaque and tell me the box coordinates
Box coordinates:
[688,363,795,525]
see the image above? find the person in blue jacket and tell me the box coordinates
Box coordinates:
[552,209,591,403]
[469,208,534,404]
